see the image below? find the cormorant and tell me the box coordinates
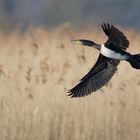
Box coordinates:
[68,23,140,98]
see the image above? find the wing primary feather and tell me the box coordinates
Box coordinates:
[101,23,129,49]
[68,54,120,97]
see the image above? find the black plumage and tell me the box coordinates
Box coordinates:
[68,23,140,98]
[68,55,119,97]
[101,23,129,50]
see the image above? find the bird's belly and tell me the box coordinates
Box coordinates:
[100,45,127,60]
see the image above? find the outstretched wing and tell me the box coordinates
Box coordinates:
[68,54,120,97]
[101,23,129,50]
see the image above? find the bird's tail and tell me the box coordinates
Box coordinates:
[127,54,140,69]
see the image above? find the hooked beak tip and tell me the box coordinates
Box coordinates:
[71,39,82,45]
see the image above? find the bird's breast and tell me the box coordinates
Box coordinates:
[100,44,128,60]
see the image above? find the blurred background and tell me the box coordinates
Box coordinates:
[0,1,140,140]
[0,0,140,30]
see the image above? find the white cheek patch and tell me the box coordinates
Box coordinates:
[100,44,126,60]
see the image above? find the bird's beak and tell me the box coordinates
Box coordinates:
[71,40,82,45]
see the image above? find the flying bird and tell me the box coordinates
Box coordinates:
[68,23,140,98]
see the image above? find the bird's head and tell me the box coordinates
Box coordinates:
[72,39,100,50]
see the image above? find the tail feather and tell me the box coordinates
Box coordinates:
[128,54,140,69]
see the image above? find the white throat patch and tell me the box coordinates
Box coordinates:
[100,44,127,60]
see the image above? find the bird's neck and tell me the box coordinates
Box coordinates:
[94,44,101,50]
